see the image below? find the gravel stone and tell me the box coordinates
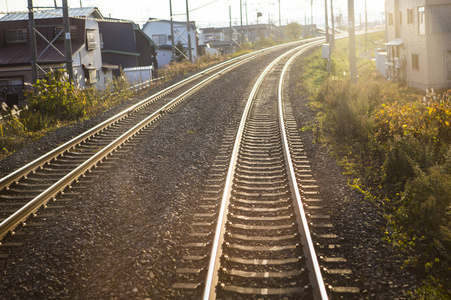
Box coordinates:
[0,48,420,299]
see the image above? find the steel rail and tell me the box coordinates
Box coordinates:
[0,37,322,191]
[0,52,273,241]
[202,39,325,300]
[278,48,329,300]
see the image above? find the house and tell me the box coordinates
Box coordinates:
[142,18,198,66]
[301,24,324,38]
[0,7,108,97]
[98,19,158,77]
[0,7,158,102]
[384,0,451,90]
[198,23,276,54]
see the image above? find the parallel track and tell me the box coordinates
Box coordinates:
[0,39,323,241]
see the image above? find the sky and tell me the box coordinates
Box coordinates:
[0,0,385,28]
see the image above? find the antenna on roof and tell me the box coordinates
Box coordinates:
[80,0,83,7]
[54,0,57,8]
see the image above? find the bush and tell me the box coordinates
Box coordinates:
[252,37,277,50]
[382,136,436,196]
[26,68,85,125]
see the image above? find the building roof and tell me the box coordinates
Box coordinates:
[144,18,196,29]
[386,37,403,46]
[101,49,140,57]
[0,7,103,22]
[201,23,273,32]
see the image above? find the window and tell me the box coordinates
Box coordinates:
[429,4,451,34]
[399,11,402,25]
[407,8,414,24]
[99,33,104,49]
[388,12,394,26]
[412,54,419,71]
[86,29,96,50]
[54,26,77,40]
[5,29,27,43]
[447,51,451,81]
[87,69,98,84]
[151,34,167,44]
[0,77,24,100]
[419,7,425,35]
[0,78,23,88]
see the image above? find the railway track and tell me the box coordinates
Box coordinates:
[0,39,325,242]
[171,42,334,299]
[172,38,361,299]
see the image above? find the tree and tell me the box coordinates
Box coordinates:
[174,41,188,62]
[284,22,303,41]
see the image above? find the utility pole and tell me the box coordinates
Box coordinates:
[185,0,193,62]
[324,0,329,42]
[169,0,175,61]
[240,0,243,44]
[245,2,248,42]
[365,0,368,49]
[80,0,82,7]
[278,0,281,27]
[310,0,313,37]
[359,12,362,30]
[348,0,357,82]
[330,0,335,49]
[245,2,248,26]
[229,5,232,49]
[27,0,73,84]
[62,0,74,83]
[28,0,38,84]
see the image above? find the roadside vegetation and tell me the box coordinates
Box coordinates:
[294,31,450,298]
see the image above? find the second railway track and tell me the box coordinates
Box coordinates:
[0,39,323,241]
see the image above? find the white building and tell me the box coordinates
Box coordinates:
[385,0,451,90]
[142,19,198,66]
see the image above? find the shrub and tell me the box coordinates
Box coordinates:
[26,68,85,124]
[382,136,436,196]
[253,37,277,50]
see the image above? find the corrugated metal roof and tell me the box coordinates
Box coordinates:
[0,7,102,22]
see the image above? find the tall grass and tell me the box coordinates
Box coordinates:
[295,31,451,298]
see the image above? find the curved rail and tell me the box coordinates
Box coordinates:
[202,39,327,299]
[278,48,329,300]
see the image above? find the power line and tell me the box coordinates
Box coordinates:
[190,0,221,12]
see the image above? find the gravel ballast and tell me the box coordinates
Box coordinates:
[0,47,420,299]
[0,49,285,299]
